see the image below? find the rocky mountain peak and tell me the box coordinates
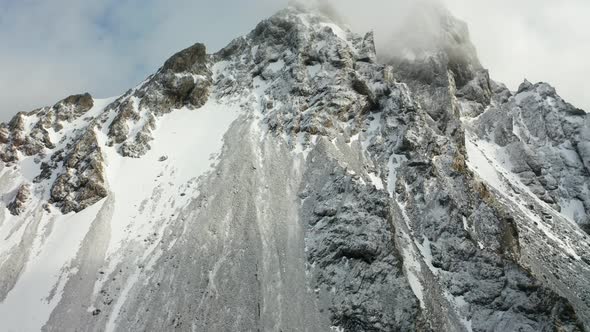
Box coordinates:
[384,1,482,77]
[366,2,490,146]
[518,78,534,93]
[0,4,589,332]
[57,93,94,111]
[162,42,208,74]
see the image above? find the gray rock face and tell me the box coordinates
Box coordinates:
[467,79,590,232]
[301,144,420,331]
[383,3,484,142]
[107,99,139,145]
[362,48,583,329]
[0,5,588,332]
[140,42,212,111]
[207,7,586,331]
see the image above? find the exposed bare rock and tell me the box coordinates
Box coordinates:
[107,99,140,145]
[137,43,212,113]
[301,151,420,331]
[467,80,590,232]
[53,93,94,123]
[50,129,107,214]
[7,184,31,216]
[162,42,208,74]
[118,114,156,158]
[96,43,213,159]
[357,31,377,63]
[0,93,95,163]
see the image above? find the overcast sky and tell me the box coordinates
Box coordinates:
[0,0,587,120]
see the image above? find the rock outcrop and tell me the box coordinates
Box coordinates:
[7,183,31,216]
[466,80,590,232]
[50,130,108,214]
[0,93,94,163]
[103,43,212,158]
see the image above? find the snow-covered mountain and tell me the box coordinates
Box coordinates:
[0,5,589,332]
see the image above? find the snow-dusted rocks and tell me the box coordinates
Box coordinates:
[0,5,588,332]
[105,42,212,158]
[301,146,419,331]
[467,79,590,232]
[0,93,94,163]
[7,183,30,215]
[50,130,108,213]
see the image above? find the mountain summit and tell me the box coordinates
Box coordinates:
[0,6,589,331]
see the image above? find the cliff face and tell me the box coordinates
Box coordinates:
[0,6,588,332]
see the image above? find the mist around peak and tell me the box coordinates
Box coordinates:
[287,0,480,68]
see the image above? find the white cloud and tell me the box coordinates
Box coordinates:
[0,0,587,121]
[320,0,590,110]
[443,0,590,109]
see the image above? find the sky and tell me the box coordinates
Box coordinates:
[0,0,588,120]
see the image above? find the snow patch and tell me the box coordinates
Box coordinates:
[465,139,507,192]
[368,172,384,190]
[0,199,106,332]
[101,100,239,257]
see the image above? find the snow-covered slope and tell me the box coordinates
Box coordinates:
[0,5,588,332]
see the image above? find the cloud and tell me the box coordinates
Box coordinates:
[319,0,461,58]
[319,0,590,110]
[0,0,588,121]
[443,0,590,110]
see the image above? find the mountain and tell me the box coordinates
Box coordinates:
[0,5,589,331]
